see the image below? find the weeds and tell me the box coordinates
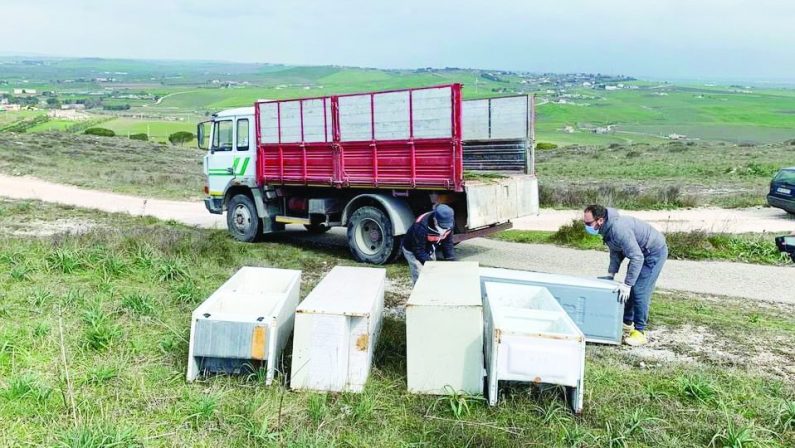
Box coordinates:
[2,373,52,404]
[56,423,139,448]
[307,394,329,424]
[677,375,719,403]
[47,247,84,273]
[83,365,119,385]
[184,394,218,427]
[82,305,122,351]
[121,292,156,316]
[776,401,795,431]
[434,385,485,419]
[157,258,188,282]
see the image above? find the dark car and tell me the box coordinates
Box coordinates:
[767,167,795,214]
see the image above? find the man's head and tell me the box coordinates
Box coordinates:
[434,204,455,230]
[583,204,607,234]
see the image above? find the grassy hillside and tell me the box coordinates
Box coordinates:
[536,140,795,208]
[0,132,204,200]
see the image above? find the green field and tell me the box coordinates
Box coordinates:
[0,199,793,447]
[102,118,198,144]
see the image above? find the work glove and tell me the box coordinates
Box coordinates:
[597,274,615,280]
[617,283,631,304]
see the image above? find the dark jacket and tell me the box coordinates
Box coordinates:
[402,211,456,263]
[599,208,667,287]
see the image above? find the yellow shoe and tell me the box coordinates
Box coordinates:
[624,329,648,346]
[623,323,634,336]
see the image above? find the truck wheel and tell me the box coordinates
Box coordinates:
[304,223,331,234]
[347,206,399,265]
[226,194,261,242]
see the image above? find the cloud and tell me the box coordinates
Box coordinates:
[0,0,793,80]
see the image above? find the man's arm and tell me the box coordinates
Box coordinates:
[439,233,456,261]
[608,250,625,276]
[411,226,432,264]
[617,227,644,287]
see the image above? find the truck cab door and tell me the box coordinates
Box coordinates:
[232,116,254,180]
[205,119,236,196]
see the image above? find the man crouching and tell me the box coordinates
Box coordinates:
[401,204,456,285]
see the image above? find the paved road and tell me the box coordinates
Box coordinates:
[2,173,792,304]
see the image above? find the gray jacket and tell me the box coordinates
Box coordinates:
[599,208,667,287]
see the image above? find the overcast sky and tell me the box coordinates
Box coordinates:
[3,0,794,81]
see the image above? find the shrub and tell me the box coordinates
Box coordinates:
[168,131,195,145]
[84,127,115,137]
[129,133,148,141]
[536,142,558,150]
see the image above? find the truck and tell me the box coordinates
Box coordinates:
[198,83,539,264]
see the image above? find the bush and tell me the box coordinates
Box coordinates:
[84,128,115,137]
[129,133,148,141]
[536,142,558,150]
[539,183,698,210]
[168,131,195,145]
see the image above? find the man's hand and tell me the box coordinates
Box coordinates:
[617,283,631,303]
[597,274,615,280]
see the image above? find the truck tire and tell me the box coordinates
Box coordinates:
[226,194,262,242]
[347,206,399,265]
[304,223,331,234]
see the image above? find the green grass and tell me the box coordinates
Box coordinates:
[537,141,795,209]
[0,131,204,200]
[0,199,793,446]
[493,220,792,265]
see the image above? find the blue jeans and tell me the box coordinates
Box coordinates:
[402,247,435,285]
[624,245,668,331]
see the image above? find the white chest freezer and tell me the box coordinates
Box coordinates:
[480,267,623,344]
[484,281,585,413]
[406,261,484,395]
[290,266,385,393]
[187,267,301,385]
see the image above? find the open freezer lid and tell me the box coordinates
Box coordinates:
[480,267,618,291]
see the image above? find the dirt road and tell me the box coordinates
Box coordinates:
[2,173,792,303]
[512,207,795,233]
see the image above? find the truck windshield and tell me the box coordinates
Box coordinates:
[775,169,795,184]
[211,120,233,151]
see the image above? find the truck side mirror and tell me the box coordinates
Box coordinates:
[197,122,210,151]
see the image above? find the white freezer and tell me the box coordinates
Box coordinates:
[406,261,484,395]
[290,266,385,393]
[484,282,585,413]
[187,267,301,385]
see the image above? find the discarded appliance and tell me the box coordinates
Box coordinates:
[480,267,623,344]
[290,266,385,392]
[406,261,484,395]
[483,281,585,413]
[187,267,301,384]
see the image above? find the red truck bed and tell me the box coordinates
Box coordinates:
[255,84,464,192]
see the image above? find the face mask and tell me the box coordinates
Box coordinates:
[585,224,600,236]
[434,225,449,235]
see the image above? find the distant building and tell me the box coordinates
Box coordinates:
[12,88,36,94]
[563,125,575,134]
[0,103,21,111]
[605,85,618,91]
[668,133,687,140]
[48,109,90,120]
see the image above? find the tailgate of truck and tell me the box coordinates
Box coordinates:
[464,174,538,230]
